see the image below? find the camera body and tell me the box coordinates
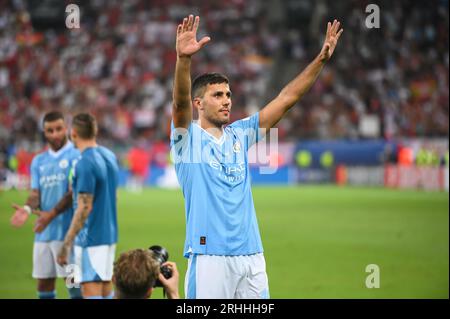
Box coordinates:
[148,245,172,287]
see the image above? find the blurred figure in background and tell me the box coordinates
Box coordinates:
[126,140,151,193]
[10,111,82,299]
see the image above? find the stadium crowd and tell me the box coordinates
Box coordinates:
[0,0,448,175]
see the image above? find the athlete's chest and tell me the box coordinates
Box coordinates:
[37,157,71,188]
[197,132,248,185]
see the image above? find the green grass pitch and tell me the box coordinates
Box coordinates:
[0,186,448,298]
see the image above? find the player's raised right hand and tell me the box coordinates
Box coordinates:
[176,15,210,58]
[10,204,30,228]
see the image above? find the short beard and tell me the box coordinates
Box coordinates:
[49,136,67,151]
[207,115,229,128]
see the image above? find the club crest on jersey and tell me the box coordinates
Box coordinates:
[59,159,69,169]
[233,141,241,153]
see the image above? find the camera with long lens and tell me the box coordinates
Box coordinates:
[148,245,172,287]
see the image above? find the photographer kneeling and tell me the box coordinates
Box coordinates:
[113,248,179,299]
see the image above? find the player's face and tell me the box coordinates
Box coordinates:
[198,83,232,127]
[43,119,67,151]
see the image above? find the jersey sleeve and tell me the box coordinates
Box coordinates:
[229,112,262,150]
[75,159,96,194]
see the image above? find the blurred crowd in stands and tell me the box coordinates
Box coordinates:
[0,0,448,178]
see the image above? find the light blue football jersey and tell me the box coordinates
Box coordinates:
[30,141,80,242]
[72,146,119,248]
[171,112,264,257]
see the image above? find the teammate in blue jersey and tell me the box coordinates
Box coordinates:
[10,111,82,299]
[55,113,119,299]
[171,15,343,298]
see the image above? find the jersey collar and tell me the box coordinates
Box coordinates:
[48,141,73,158]
[193,122,226,145]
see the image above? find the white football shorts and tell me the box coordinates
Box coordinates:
[32,241,70,279]
[73,244,116,284]
[185,253,270,299]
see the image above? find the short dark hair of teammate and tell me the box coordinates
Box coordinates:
[43,111,64,125]
[113,249,160,299]
[192,72,229,98]
[72,113,98,140]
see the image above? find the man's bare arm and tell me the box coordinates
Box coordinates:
[259,20,343,130]
[57,193,93,266]
[13,188,40,212]
[34,190,73,233]
[172,15,210,128]
[52,190,73,216]
[10,189,40,227]
[25,189,40,210]
[173,56,193,128]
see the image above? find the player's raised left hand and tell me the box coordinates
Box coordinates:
[319,19,343,62]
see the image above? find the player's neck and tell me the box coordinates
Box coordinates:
[77,140,97,153]
[198,119,224,140]
[49,138,69,153]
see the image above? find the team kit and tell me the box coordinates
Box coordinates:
[10,14,343,299]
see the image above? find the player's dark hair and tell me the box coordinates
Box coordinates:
[192,72,229,98]
[72,113,98,139]
[43,111,64,125]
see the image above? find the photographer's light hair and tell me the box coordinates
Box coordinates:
[113,249,160,299]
